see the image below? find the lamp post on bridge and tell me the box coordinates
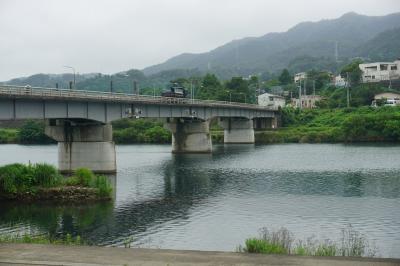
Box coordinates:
[63,66,76,90]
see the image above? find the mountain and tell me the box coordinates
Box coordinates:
[356,27,400,61]
[1,73,98,88]
[143,12,400,78]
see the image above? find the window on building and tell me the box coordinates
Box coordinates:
[380,64,388,70]
[391,65,398,70]
[365,66,378,71]
[372,75,375,79]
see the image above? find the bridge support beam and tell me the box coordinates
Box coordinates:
[164,119,212,153]
[45,121,116,174]
[219,118,255,144]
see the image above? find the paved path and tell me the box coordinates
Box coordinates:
[0,244,399,266]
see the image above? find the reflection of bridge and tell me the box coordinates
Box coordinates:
[0,85,279,173]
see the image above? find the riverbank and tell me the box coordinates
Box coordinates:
[1,244,398,266]
[0,164,112,202]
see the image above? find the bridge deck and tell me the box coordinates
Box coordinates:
[0,85,275,111]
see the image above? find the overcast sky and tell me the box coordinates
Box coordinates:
[0,0,399,81]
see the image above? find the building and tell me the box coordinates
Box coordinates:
[291,95,322,109]
[334,75,346,87]
[294,72,307,83]
[359,59,400,83]
[258,93,286,109]
[371,92,400,107]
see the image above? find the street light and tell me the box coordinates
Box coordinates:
[63,66,76,90]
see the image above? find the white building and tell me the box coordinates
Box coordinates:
[334,75,346,87]
[294,72,307,83]
[258,93,286,109]
[371,92,400,107]
[291,95,322,109]
[359,59,400,83]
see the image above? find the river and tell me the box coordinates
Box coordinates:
[0,143,399,258]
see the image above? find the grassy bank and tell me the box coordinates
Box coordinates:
[0,164,112,201]
[258,106,400,143]
[240,225,377,257]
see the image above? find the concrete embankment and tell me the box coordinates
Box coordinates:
[0,244,399,266]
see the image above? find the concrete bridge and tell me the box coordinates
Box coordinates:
[0,85,279,173]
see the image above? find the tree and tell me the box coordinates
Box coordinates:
[197,74,222,100]
[340,59,363,87]
[279,69,292,85]
[224,77,249,103]
[18,120,54,144]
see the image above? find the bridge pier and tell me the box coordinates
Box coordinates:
[219,118,255,144]
[164,118,212,153]
[45,120,116,174]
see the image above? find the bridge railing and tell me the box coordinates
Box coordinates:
[0,85,278,110]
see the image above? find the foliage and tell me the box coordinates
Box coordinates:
[0,164,112,198]
[240,225,376,257]
[32,163,62,187]
[340,59,363,87]
[17,120,54,144]
[278,69,292,85]
[0,128,18,144]
[262,106,400,144]
[112,119,171,144]
[243,238,288,254]
[0,233,84,245]
[74,168,95,187]
[93,175,112,197]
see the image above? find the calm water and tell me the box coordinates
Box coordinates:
[0,143,399,258]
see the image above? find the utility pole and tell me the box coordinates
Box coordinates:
[298,80,302,109]
[346,72,350,108]
[110,80,113,93]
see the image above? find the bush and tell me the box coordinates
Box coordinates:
[17,120,54,144]
[0,129,18,143]
[32,163,61,187]
[240,225,376,257]
[0,163,34,194]
[74,168,94,186]
[93,175,112,197]
[244,238,288,254]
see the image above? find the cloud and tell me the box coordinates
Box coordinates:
[0,0,399,80]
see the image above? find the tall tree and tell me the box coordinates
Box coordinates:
[279,69,292,85]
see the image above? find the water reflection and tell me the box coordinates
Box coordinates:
[0,144,399,257]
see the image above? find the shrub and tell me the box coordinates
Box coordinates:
[93,175,112,197]
[244,238,288,254]
[32,163,61,187]
[74,168,94,186]
[18,120,54,144]
[0,163,34,194]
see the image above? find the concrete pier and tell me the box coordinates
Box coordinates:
[165,119,212,153]
[45,121,116,173]
[219,118,255,144]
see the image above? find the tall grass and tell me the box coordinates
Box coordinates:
[0,164,112,198]
[0,233,83,245]
[240,225,377,258]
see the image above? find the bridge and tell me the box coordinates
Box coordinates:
[0,85,279,173]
